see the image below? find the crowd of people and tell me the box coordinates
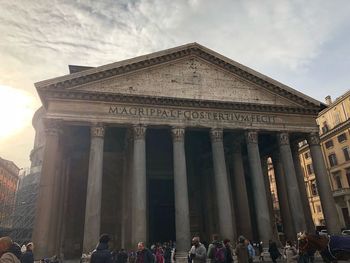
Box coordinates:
[0,234,314,263]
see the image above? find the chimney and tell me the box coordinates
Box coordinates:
[325,95,332,105]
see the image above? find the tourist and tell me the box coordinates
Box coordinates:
[116,249,128,263]
[268,240,281,263]
[0,237,22,263]
[129,251,137,263]
[155,245,164,263]
[163,243,172,263]
[90,234,113,263]
[207,234,226,263]
[20,243,34,263]
[258,242,264,261]
[136,242,154,263]
[245,239,255,263]
[223,239,233,263]
[283,241,298,263]
[188,237,206,263]
[235,236,249,263]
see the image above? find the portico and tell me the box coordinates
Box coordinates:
[32,43,340,260]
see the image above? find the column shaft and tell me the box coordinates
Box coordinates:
[32,119,62,259]
[245,131,273,244]
[132,125,147,244]
[308,133,341,234]
[271,153,295,240]
[291,143,315,233]
[172,127,191,253]
[210,129,235,240]
[277,133,306,232]
[83,125,105,253]
[231,140,252,239]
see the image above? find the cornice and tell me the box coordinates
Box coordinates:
[36,44,321,110]
[41,89,320,115]
[320,119,350,141]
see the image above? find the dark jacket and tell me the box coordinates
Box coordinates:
[136,249,154,263]
[268,242,281,260]
[21,250,34,263]
[235,243,249,263]
[91,243,113,263]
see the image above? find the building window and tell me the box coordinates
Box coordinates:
[325,140,334,149]
[338,133,347,143]
[343,147,350,161]
[328,153,338,167]
[310,181,318,196]
[316,205,322,213]
[335,176,343,189]
[304,152,310,159]
[322,122,329,133]
[334,111,341,125]
[346,168,350,187]
[307,164,314,175]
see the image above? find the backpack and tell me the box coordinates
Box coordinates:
[214,245,226,263]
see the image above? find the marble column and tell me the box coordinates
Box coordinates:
[245,131,273,244]
[271,152,295,240]
[277,132,306,233]
[171,127,191,256]
[83,124,105,253]
[291,143,315,233]
[307,132,341,234]
[210,128,235,241]
[231,139,252,239]
[32,119,62,259]
[132,124,147,244]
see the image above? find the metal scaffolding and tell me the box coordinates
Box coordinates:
[11,167,41,245]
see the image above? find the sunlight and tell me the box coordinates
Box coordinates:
[0,85,37,140]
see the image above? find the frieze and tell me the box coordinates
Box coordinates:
[108,105,277,124]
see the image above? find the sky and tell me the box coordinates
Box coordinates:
[0,0,350,168]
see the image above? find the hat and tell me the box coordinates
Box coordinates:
[99,234,110,243]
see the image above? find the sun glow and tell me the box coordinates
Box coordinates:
[0,85,37,140]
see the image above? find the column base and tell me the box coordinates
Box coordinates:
[175,251,188,263]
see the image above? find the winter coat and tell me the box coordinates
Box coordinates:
[207,241,225,263]
[189,243,207,263]
[136,249,154,263]
[20,250,34,263]
[268,242,281,261]
[283,246,298,263]
[224,245,233,263]
[235,243,249,263]
[1,243,22,263]
[91,243,113,263]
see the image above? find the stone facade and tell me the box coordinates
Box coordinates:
[32,43,339,260]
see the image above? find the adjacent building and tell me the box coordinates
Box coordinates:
[0,157,20,233]
[299,91,350,229]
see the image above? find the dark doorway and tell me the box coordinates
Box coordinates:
[148,179,176,243]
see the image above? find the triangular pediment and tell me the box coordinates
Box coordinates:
[72,57,298,107]
[36,43,322,110]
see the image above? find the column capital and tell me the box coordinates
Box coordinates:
[133,124,147,140]
[210,128,223,142]
[90,124,105,138]
[171,127,185,142]
[307,132,320,146]
[277,132,290,145]
[44,119,62,136]
[245,130,258,144]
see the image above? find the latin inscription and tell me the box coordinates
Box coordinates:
[108,105,277,124]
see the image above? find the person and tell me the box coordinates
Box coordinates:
[0,237,22,263]
[188,237,206,263]
[245,240,255,263]
[20,243,34,263]
[207,234,226,263]
[90,234,113,263]
[155,245,164,263]
[235,236,249,263]
[223,239,233,263]
[129,251,137,263]
[136,242,154,263]
[117,249,128,263]
[283,241,298,263]
[268,240,281,263]
[258,242,264,261]
[163,243,172,263]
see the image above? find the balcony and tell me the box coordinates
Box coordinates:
[333,187,350,198]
